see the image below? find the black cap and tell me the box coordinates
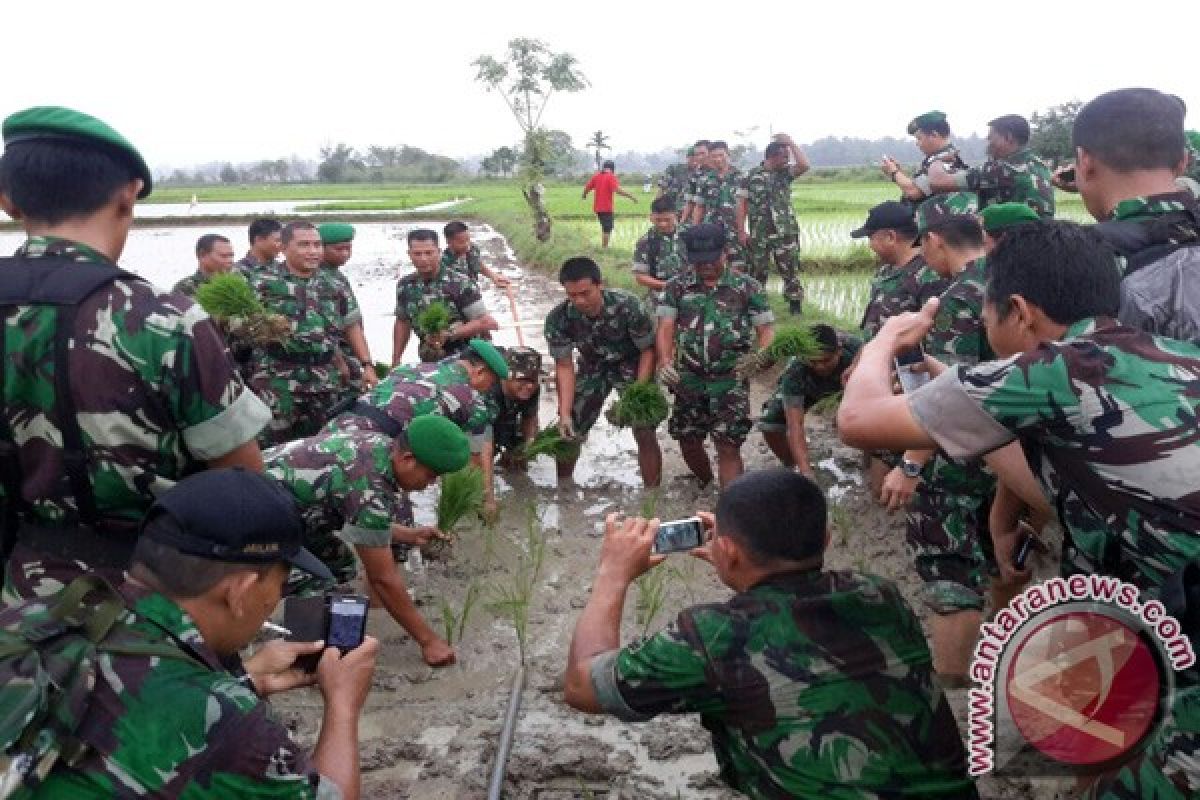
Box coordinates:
[850,201,917,238]
[141,468,332,583]
[681,223,727,264]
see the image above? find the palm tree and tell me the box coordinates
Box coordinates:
[588,130,611,171]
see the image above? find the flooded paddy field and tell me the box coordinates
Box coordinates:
[0,221,1070,798]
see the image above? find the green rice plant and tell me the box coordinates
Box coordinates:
[766,325,823,364]
[809,390,843,416]
[488,504,550,665]
[634,567,671,639]
[829,502,853,547]
[373,361,391,379]
[436,466,484,533]
[416,301,452,335]
[639,490,660,519]
[438,581,483,645]
[522,424,581,462]
[195,273,264,318]
[608,381,669,429]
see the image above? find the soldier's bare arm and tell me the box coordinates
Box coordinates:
[344,322,376,385]
[636,346,656,383]
[655,317,676,368]
[783,405,813,476]
[554,357,577,434]
[735,196,749,245]
[208,439,264,472]
[447,313,499,341]
[754,322,774,351]
[786,139,810,176]
[312,635,380,800]
[634,273,666,292]
[356,544,455,666]
[392,318,412,366]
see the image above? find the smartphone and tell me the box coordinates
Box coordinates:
[1058,166,1076,183]
[1014,533,1036,571]
[894,347,930,393]
[283,594,369,671]
[653,517,704,555]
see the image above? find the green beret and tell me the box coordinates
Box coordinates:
[406,414,470,474]
[3,106,153,199]
[980,203,1040,234]
[914,192,979,241]
[468,339,509,379]
[318,222,355,244]
[907,110,948,136]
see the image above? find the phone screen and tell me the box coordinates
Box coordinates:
[653,518,704,554]
[894,348,930,393]
[327,597,368,651]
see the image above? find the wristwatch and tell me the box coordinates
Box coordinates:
[900,458,923,479]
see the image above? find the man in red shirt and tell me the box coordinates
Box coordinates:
[583,160,638,248]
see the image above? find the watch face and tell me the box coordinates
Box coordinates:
[903,461,922,478]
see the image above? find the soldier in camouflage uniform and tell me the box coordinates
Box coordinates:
[853,201,951,340]
[317,223,378,405]
[655,147,695,217]
[489,346,542,469]
[839,219,1200,799]
[882,111,970,207]
[928,114,1055,217]
[689,141,746,269]
[235,217,282,278]
[442,220,511,287]
[758,325,860,475]
[247,222,351,446]
[631,195,689,313]
[5,469,376,798]
[564,470,977,799]
[545,257,661,487]
[736,134,810,312]
[0,106,270,603]
[393,228,498,364]
[265,415,469,667]
[657,224,775,488]
[979,202,1040,253]
[171,233,235,298]
[679,139,712,227]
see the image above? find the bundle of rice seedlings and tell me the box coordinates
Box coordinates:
[522,425,581,462]
[195,273,264,319]
[609,381,669,428]
[765,325,823,364]
[373,362,391,379]
[436,466,485,533]
[809,390,843,416]
[416,301,452,335]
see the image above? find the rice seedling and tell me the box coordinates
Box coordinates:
[416,301,452,335]
[373,361,391,379]
[488,504,549,665]
[766,325,823,364]
[639,491,660,519]
[634,567,671,639]
[522,425,582,462]
[195,273,264,318]
[809,390,843,416]
[608,381,669,429]
[437,581,483,646]
[436,466,485,533]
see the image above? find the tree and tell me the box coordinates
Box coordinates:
[1029,101,1082,167]
[481,145,519,178]
[367,146,402,168]
[587,130,610,171]
[317,143,365,183]
[473,38,589,240]
[218,163,239,184]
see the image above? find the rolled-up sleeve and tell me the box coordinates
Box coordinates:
[907,368,1015,460]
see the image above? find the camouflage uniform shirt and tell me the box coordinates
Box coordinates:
[31,585,335,798]
[590,569,975,799]
[544,289,656,369]
[1,238,269,598]
[911,143,969,199]
[656,162,691,212]
[265,430,411,549]
[171,269,212,299]
[394,266,489,357]
[657,269,773,376]
[738,164,798,238]
[248,266,350,396]
[955,147,1055,217]
[860,254,950,340]
[632,228,689,307]
[775,337,861,411]
[694,167,745,233]
[440,244,485,285]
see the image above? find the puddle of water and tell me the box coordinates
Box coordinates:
[817,457,862,485]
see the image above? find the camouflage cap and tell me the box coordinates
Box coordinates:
[914,192,979,242]
[2,106,153,198]
[980,202,1040,234]
[504,346,542,382]
[407,414,470,474]
[318,222,355,244]
[907,110,948,136]
[467,339,510,379]
[142,468,333,581]
[680,223,727,264]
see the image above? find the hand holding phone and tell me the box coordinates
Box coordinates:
[284,594,369,672]
[894,347,931,393]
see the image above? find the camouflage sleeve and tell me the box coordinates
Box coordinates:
[632,234,652,275]
[454,281,489,321]
[394,282,411,321]
[778,358,809,408]
[953,167,980,191]
[166,302,271,459]
[625,297,656,351]
[341,281,362,329]
[747,284,774,327]
[544,303,574,361]
[591,609,725,721]
[338,479,402,548]
[656,281,680,319]
[734,173,750,200]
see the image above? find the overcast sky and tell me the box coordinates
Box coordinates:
[5,0,1197,170]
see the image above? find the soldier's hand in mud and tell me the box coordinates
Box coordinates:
[657,364,680,388]
[598,513,665,584]
[420,636,457,667]
[244,639,323,695]
[876,298,939,354]
[393,524,446,547]
[880,466,919,512]
[317,635,380,712]
[557,417,577,440]
[688,511,718,565]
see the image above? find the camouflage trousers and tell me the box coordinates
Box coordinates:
[1088,680,1200,798]
[668,373,752,445]
[257,385,341,447]
[748,232,804,303]
[905,484,993,614]
[572,357,639,437]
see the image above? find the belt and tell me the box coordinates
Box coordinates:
[16,521,139,569]
[265,346,334,366]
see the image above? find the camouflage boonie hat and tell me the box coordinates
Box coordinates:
[907,110,948,135]
[504,346,542,382]
[914,192,979,242]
